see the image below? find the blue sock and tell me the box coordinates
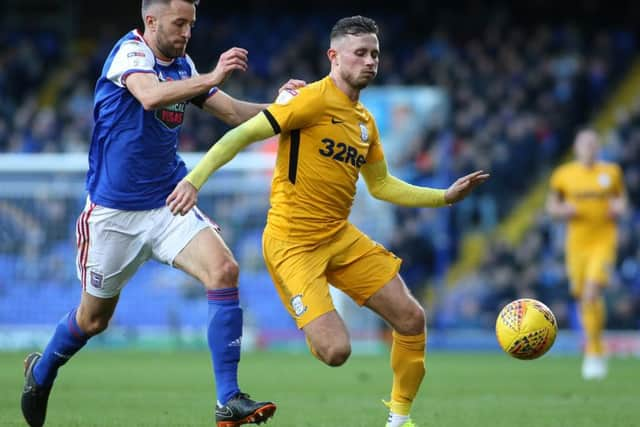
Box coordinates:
[33,308,88,387]
[207,288,242,405]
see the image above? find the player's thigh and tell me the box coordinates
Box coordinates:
[565,250,586,298]
[365,275,425,335]
[262,232,334,328]
[76,200,151,298]
[326,225,401,306]
[585,246,616,287]
[155,206,236,288]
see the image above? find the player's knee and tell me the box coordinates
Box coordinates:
[321,343,351,367]
[78,315,110,336]
[203,257,239,289]
[581,292,601,305]
[395,304,426,336]
[312,338,351,366]
[218,257,239,285]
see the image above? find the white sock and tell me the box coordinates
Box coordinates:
[387,412,410,427]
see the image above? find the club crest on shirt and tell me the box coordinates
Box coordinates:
[359,122,369,142]
[598,173,611,188]
[290,294,307,317]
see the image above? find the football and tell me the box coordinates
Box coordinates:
[495,298,558,360]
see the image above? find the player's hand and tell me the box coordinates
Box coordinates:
[608,198,626,219]
[278,79,306,94]
[556,202,577,219]
[208,47,249,86]
[444,170,490,205]
[166,179,198,216]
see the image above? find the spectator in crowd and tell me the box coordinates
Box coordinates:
[1,7,638,336]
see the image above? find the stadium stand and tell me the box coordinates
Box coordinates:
[0,2,638,339]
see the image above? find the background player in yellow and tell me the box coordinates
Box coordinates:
[168,16,488,427]
[547,129,627,379]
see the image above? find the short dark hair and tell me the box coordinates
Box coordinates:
[330,16,378,41]
[141,0,199,15]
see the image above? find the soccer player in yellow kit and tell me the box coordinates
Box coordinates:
[168,16,488,426]
[547,129,627,379]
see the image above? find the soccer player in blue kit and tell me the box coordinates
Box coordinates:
[20,1,303,426]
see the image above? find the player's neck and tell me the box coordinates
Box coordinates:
[329,74,360,102]
[142,30,173,62]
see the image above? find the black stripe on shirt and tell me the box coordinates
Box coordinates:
[288,129,300,184]
[263,109,281,134]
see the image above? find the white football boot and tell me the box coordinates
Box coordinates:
[582,354,608,380]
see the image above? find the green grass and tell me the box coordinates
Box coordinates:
[1,350,639,426]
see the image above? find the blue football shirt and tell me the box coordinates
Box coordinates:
[87,29,217,210]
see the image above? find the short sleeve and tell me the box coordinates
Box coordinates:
[264,87,324,133]
[612,164,626,195]
[106,40,156,88]
[365,118,385,163]
[184,54,199,77]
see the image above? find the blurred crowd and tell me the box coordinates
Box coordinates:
[1,7,638,329]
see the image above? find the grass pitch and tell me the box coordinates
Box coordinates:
[1,350,638,426]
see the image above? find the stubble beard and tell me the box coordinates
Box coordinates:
[158,40,184,59]
[343,70,374,91]
[352,75,374,90]
[156,27,185,59]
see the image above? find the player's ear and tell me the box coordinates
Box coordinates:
[327,48,337,65]
[144,14,157,32]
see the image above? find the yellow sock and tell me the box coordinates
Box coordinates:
[581,297,606,356]
[390,330,426,415]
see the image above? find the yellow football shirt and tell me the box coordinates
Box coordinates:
[263,76,385,242]
[550,161,624,250]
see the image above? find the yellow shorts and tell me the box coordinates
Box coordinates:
[262,223,402,328]
[566,245,615,297]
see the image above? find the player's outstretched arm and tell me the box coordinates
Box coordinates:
[166,112,276,215]
[443,170,491,204]
[361,159,488,207]
[127,47,249,110]
[201,79,306,126]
